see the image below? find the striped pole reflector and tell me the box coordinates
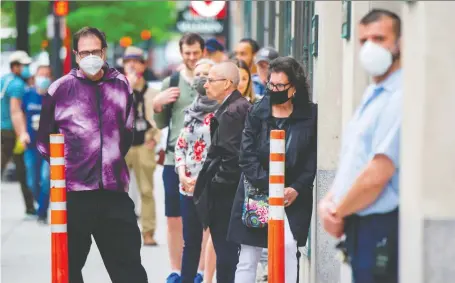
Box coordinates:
[268,129,285,283]
[50,134,68,283]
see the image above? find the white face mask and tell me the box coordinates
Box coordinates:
[359,41,393,77]
[79,55,104,76]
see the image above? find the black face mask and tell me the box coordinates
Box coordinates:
[266,88,292,105]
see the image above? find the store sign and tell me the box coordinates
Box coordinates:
[190,1,226,19]
[176,3,227,35]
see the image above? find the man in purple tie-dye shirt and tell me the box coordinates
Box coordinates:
[37,27,148,283]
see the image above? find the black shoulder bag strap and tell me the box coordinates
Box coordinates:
[165,72,180,153]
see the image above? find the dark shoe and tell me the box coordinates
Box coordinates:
[37,216,48,225]
[166,272,181,283]
[194,273,203,283]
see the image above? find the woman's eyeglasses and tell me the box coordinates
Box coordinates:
[266,81,291,91]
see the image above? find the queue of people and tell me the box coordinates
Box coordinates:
[0,7,403,283]
[148,30,317,282]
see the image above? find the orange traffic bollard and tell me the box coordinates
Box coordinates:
[50,134,69,283]
[268,130,285,283]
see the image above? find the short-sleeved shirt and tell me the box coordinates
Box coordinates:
[331,69,402,216]
[1,73,26,130]
[22,87,43,146]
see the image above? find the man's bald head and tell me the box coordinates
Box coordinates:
[210,62,240,87]
[204,62,240,103]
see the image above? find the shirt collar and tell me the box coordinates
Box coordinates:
[215,93,231,115]
[220,92,232,106]
[372,68,402,93]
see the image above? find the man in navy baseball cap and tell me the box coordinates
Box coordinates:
[204,38,226,63]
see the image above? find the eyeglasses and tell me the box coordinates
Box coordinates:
[266,81,291,91]
[77,49,103,59]
[207,78,229,84]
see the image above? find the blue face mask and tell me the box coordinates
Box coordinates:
[21,65,31,79]
[35,76,51,91]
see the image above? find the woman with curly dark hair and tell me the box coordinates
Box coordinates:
[227,56,317,283]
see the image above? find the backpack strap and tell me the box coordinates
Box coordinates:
[169,71,180,88]
[165,72,180,153]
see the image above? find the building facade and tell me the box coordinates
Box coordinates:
[230,1,455,283]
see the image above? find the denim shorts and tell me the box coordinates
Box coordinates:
[162,165,181,217]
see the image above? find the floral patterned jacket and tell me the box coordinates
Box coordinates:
[175,112,214,196]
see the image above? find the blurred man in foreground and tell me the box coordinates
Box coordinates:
[319,9,402,283]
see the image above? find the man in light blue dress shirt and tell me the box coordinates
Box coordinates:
[319,9,402,283]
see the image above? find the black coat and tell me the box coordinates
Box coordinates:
[227,95,317,247]
[193,90,251,228]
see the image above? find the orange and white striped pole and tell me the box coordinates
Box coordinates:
[50,134,69,283]
[268,129,285,283]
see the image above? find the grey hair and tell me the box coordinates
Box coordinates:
[195,58,216,68]
[212,62,240,87]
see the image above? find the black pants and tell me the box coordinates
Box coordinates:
[180,195,203,283]
[345,210,399,283]
[1,130,35,213]
[67,190,148,283]
[208,197,239,283]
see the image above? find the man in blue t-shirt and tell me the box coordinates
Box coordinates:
[22,65,53,223]
[1,50,35,215]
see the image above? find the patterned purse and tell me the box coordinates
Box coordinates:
[242,178,269,229]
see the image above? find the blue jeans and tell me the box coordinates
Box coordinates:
[23,148,50,218]
[180,194,203,283]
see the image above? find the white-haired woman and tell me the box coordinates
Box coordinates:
[175,59,219,283]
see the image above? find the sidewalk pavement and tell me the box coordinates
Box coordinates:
[1,166,170,283]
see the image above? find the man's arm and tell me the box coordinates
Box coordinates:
[121,93,135,156]
[152,77,172,129]
[36,94,57,161]
[8,80,28,141]
[10,97,27,137]
[335,154,396,217]
[336,95,401,217]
